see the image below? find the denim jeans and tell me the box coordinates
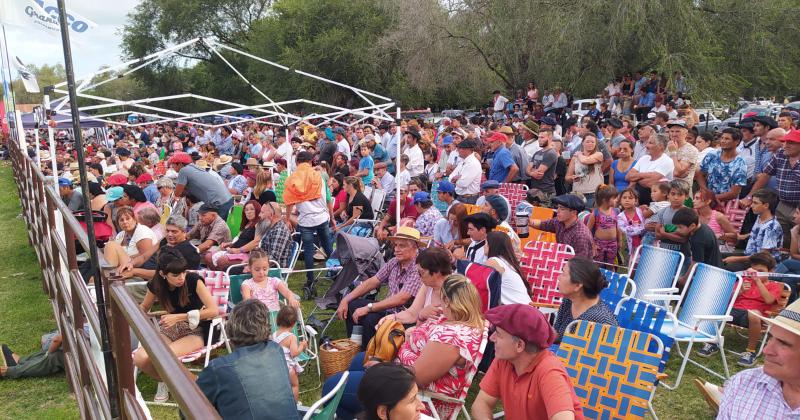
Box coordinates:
[322,352,366,419]
[299,221,334,286]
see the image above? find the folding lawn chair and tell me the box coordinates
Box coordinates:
[498,182,528,221]
[180,269,232,368]
[419,326,489,420]
[297,371,349,420]
[226,204,243,238]
[627,245,684,303]
[599,268,636,314]
[557,320,664,420]
[519,241,574,314]
[728,279,791,358]
[723,198,747,235]
[644,263,743,389]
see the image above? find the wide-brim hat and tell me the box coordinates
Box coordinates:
[196,160,210,170]
[387,226,425,247]
[215,155,233,167]
[246,157,260,167]
[751,299,800,338]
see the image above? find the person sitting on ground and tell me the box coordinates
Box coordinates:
[0,332,65,380]
[187,203,232,255]
[413,191,443,238]
[357,363,433,420]
[723,189,784,272]
[715,298,800,419]
[529,194,594,259]
[197,299,300,420]
[134,248,219,401]
[552,256,617,342]
[697,252,782,367]
[485,231,530,305]
[326,274,487,419]
[336,226,424,350]
[206,200,267,271]
[471,304,584,420]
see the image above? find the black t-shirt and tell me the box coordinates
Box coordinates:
[346,191,374,221]
[319,142,338,165]
[689,223,721,267]
[141,239,202,270]
[256,190,277,205]
[147,272,205,314]
[231,226,256,248]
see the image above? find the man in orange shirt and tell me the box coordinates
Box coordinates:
[471,304,584,420]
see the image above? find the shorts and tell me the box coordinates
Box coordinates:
[159,320,202,342]
[730,308,749,328]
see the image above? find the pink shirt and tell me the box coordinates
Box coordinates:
[242,277,282,311]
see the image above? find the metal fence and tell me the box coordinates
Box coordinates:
[8,140,219,420]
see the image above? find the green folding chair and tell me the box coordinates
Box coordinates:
[226,204,243,238]
[298,371,349,420]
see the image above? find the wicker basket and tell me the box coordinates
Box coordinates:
[319,339,359,378]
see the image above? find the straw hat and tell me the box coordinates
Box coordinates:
[196,160,210,170]
[246,157,260,167]
[387,226,425,247]
[214,155,233,168]
[751,299,800,337]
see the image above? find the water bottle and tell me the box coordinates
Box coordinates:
[350,325,363,347]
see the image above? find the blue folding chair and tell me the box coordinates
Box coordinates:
[628,245,684,303]
[599,268,636,313]
[644,263,743,389]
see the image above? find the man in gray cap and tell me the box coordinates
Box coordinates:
[530,194,593,258]
[188,203,232,255]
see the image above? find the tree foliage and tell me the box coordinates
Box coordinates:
[108,0,800,111]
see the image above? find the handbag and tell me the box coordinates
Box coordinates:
[364,319,405,366]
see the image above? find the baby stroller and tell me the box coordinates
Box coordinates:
[307,232,384,336]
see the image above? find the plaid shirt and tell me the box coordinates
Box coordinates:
[718,367,800,419]
[539,218,594,259]
[375,255,422,313]
[764,149,800,206]
[259,220,293,268]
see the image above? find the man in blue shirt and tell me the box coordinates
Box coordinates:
[635,87,656,122]
[214,126,235,156]
[486,131,519,183]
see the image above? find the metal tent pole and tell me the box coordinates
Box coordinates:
[55,1,119,418]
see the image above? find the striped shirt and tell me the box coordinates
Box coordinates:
[764,149,800,207]
[718,367,800,419]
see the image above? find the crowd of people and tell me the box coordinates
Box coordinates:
[6,80,800,420]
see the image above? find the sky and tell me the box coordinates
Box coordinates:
[4,0,141,78]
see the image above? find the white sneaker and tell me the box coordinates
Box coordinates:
[154,382,169,403]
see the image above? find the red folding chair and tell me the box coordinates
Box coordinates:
[520,241,575,314]
[498,182,528,221]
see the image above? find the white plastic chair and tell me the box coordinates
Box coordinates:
[628,245,685,303]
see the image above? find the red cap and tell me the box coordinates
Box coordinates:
[486,132,507,143]
[243,170,257,181]
[742,111,759,119]
[106,173,128,186]
[485,304,557,348]
[135,173,153,184]
[783,129,800,144]
[168,152,192,165]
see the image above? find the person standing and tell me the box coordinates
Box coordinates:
[625,133,674,205]
[486,132,519,183]
[696,128,748,203]
[283,151,335,299]
[526,128,558,206]
[403,129,425,177]
[665,119,699,194]
[492,90,509,122]
[169,152,234,220]
[449,139,482,204]
[500,126,529,184]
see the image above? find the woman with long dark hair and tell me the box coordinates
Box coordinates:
[357,363,429,420]
[207,200,268,270]
[330,172,347,222]
[335,176,375,233]
[484,231,530,305]
[134,248,219,400]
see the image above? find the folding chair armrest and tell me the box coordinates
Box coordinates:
[209,317,225,327]
[648,287,679,294]
[530,302,560,309]
[419,391,465,405]
[693,315,733,322]
[656,372,669,381]
[304,325,318,337]
[643,294,681,302]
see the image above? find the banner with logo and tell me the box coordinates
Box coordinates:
[13,56,38,93]
[0,0,97,41]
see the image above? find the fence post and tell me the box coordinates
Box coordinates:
[103,268,135,420]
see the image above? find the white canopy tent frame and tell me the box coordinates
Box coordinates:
[48,37,395,129]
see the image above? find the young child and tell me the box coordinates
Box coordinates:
[648,180,689,258]
[723,189,784,272]
[356,143,374,187]
[587,184,620,268]
[241,250,299,312]
[617,188,645,259]
[640,182,670,246]
[697,252,782,367]
[396,154,411,190]
[672,207,722,280]
[273,305,307,400]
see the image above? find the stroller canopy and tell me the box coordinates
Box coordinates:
[317,232,385,306]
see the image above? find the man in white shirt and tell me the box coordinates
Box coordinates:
[492,90,509,122]
[626,132,675,204]
[275,132,293,163]
[552,89,568,117]
[336,129,352,160]
[448,139,482,204]
[403,129,424,177]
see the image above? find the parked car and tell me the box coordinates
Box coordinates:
[721,105,771,128]
[696,113,723,134]
[785,101,800,111]
[570,99,599,118]
[694,101,725,118]
[440,109,465,119]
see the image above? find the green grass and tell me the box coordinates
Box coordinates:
[0,160,753,419]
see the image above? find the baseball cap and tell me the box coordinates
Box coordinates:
[106,186,124,202]
[168,152,192,165]
[57,177,73,187]
[486,132,507,143]
[485,304,557,349]
[106,173,129,187]
[782,129,800,144]
[437,181,455,195]
[135,173,153,184]
[442,135,453,146]
[666,119,687,129]
[457,139,477,149]
[413,191,431,204]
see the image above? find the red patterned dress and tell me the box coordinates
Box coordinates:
[396,315,487,419]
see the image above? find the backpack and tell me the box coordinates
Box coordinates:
[364,320,405,366]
